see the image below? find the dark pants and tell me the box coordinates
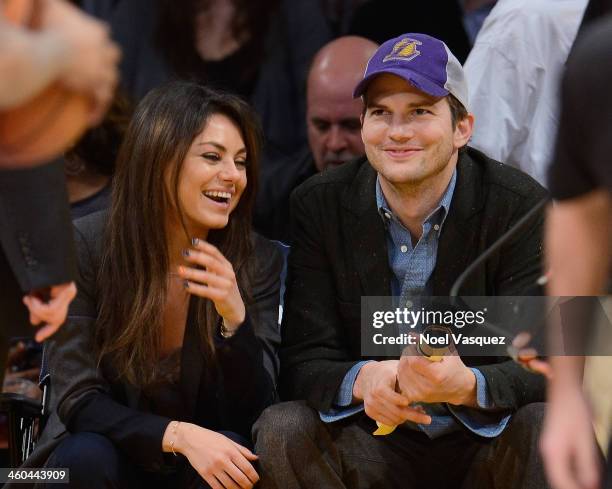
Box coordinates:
[39,431,250,489]
[254,401,548,489]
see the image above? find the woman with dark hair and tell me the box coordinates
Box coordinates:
[25,81,283,489]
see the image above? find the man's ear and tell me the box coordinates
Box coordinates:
[454,113,474,150]
[359,112,365,141]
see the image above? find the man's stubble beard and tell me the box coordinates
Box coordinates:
[368,138,456,190]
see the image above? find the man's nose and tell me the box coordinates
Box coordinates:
[326,126,347,153]
[388,118,414,141]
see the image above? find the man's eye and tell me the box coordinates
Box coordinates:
[202,153,220,162]
[342,120,362,131]
[312,120,330,132]
[414,108,430,115]
[370,109,388,116]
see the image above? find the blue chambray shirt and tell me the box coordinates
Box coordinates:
[320,170,511,438]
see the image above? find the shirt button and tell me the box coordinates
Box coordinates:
[384,212,391,220]
[434,224,440,231]
[400,245,408,253]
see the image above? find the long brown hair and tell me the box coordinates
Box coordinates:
[96,81,262,386]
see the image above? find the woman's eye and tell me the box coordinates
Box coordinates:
[202,153,220,162]
[236,159,247,168]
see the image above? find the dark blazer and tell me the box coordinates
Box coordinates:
[0,160,76,382]
[254,147,317,243]
[280,147,548,413]
[16,210,283,476]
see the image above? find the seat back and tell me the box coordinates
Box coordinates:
[271,240,290,325]
[0,343,49,466]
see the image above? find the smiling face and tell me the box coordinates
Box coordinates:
[172,113,248,237]
[360,74,472,190]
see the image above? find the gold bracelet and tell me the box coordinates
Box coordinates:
[169,421,180,456]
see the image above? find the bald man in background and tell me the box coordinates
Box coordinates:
[254,36,377,242]
[306,36,378,172]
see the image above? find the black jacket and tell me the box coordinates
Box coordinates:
[280,148,548,413]
[0,160,76,381]
[16,210,282,477]
[254,147,317,243]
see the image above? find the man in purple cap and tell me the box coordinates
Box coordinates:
[255,33,548,488]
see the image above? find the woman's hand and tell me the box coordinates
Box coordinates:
[163,422,259,489]
[178,239,245,329]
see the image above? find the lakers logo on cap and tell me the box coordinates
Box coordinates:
[383,37,422,63]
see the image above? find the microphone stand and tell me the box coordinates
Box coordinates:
[449,197,549,355]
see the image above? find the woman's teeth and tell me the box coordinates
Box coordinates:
[203,190,231,203]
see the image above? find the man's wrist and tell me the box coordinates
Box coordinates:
[451,368,477,407]
[352,362,375,402]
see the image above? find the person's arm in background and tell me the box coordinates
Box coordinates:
[0,15,69,109]
[0,160,78,343]
[22,283,77,342]
[540,192,611,489]
[0,0,120,124]
[537,16,612,489]
[0,0,120,345]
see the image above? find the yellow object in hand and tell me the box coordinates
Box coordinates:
[373,422,397,436]
[372,327,447,436]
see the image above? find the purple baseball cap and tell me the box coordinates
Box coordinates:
[353,33,469,110]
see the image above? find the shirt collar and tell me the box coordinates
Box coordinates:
[376,169,457,229]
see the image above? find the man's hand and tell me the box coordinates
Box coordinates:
[509,332,553,379]
[397,345,477,407]
[540,383,601,489]
[22,281,76,342]
[40,0,121,125]
[353,360,431,427]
